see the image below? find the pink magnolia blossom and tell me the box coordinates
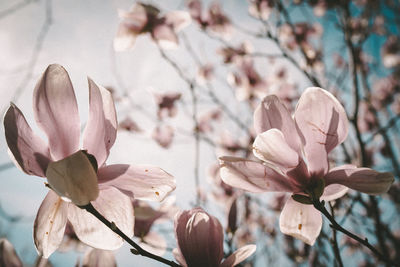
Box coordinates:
[227,58,269,102]
[118,116,143,133]
[248,0,275,20]
[0,238,23,267]
[217,41,252,65]
[3,64,176,258]
[114,3,191,51]
[219,87,394,245]
[152,90,182,120]
[133,199,176,256]
[187,0,233,38]
[173,208,256,267]
[82,248,116,267]
[152,124,174,149]
[196,63,214,85]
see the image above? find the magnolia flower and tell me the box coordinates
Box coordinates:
[173,208,256,267]
[133,200,171,256]
[0,238,23,267]
[217,41,252,65]
[82,248,116,267]
[382,35,400,68]
[187,0,233,38]
[114,3,191,51]
[152,124,174,149]
[227,58,269,102]
[248,0,275,20]
[4,64,176,258]
[152,90,182,120]
[219,87,394,245]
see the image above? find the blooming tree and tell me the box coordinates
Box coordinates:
[1,0,400,266]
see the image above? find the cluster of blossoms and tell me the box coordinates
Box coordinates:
[114,2,191,51]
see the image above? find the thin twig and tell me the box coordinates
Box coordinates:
[312,199,398,267]
[80,203,181,267]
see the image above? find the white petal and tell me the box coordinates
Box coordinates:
[253,129,299,169]
[68,187,134,250]
[34,191,68,258]
[279,197,322,246]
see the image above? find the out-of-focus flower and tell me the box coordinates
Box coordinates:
[197,108,221,133]
[152,90,182,119]
[227,58,269,101]
[196,63,214,85]
[248,0,275,20]
[58,222,86,253]
[133,198,177,256]
[279,22,322,52]
[187,0,233,38]
[348,17,368,43]
[371,76,399,109]
[218,42,253,65]
[4,64,176,258]
[219,87,394,245]
[0,238,23,267]
[372,15,385,35]
[118,116,143,133]
[392,94,400,114]
[82,248,117,267]
[114,3,191,51]
[357,101,377,133]
[382,36,400,69]
[152,124,174,149]
[173,208,256,267]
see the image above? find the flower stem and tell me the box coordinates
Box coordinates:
[312,199,399,267]
[80,203,181,267]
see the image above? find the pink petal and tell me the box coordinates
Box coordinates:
[97,164,176,202]
[220,244,256,267]
[254,95,302,153]
[83,79,117,167]
[68,186,134,250]
[253,129,299,170]
[119,4,147,32]
[165,11,192,32]
[82,248,117,267]
[320,184,348,201]
[152,24,179,49]
[187,0,202,21]
[33,64,80,160]
[173,248,188,267]
[0,238,23,267]
[294,87,348,175]
[113,23,137,51]
[174,208,224,267]
[33,190,68,258]
[279,197,322,246]
[219,156,294,193]
[4,104,50,177]
[324,165,394,195]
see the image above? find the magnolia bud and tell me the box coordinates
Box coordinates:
[45,150,99,206]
